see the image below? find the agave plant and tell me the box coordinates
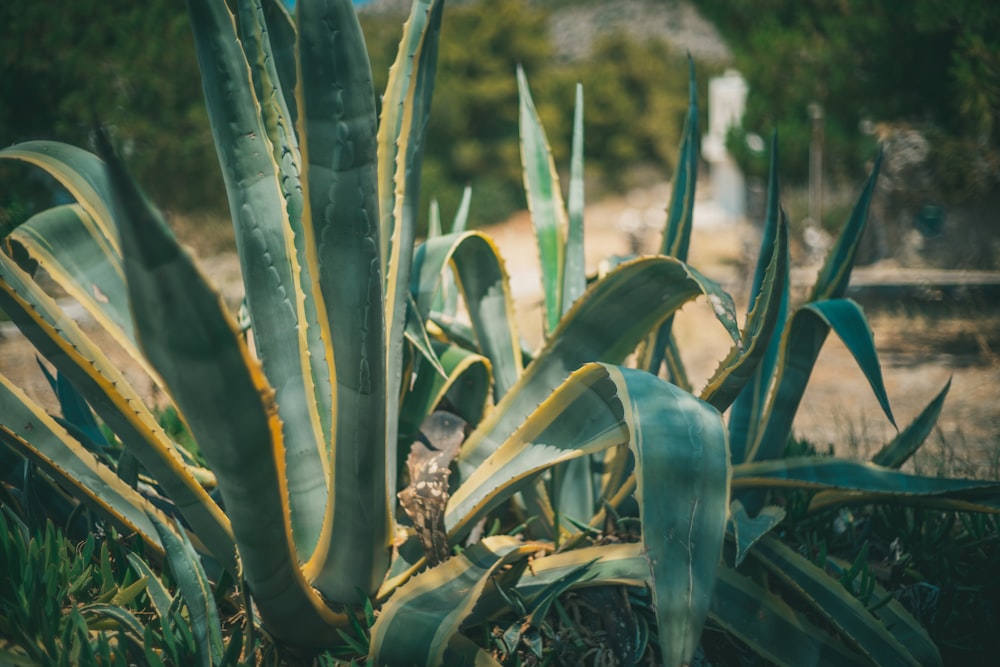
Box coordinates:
[0,0,736,663]
[2,0,1000,665]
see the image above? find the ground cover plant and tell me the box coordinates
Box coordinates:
[1,0,999,665]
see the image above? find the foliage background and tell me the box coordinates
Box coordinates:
[2,0,998,230]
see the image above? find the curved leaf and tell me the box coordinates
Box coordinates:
[810,150,883,302]
[149,513,224,667]
[0,142,120,258]
[733,457,1000,513]
[412,231,522,399]
[727,500,785,567]
[748,299,895,463]
[0,247,234,568]
[701,214,788,413]
[458,256,739,474]
[399,342,491,445]
[369,535,538,667]
[447,363,730,667]
[748,536,921,666]
[871,379,951,469]
[710,565,866,666]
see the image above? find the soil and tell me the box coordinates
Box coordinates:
[2,182,998,477]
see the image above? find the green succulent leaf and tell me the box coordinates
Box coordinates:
[0,244,233,567]
[294,0,391,600]
[710,565,867,666]
[148,513,224,667]
[0,373,166,555]
[563,83,587,315]
[448,363,730,667]
[728,133,787,462]
[826,556,943,667]
[701,213,789,413]
[458,256,739,474]
[369,535,539,667]
[377,2,445,504]
[8,205,133,358]
[412,231,523,399]
[189,0,330,561]
[733,457,1000,513]
[727,500,785,567]
[748,299,895,463]
[871,378,951,469]
[95,130,346,646]
[0,142,121,257]
[747,536,923,666]
[810,150,883,302]
[398,342,491,445]
[643,59,699,381]
[518,65,568,334]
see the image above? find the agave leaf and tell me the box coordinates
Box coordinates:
[659,59,699,262]
[189,0,330,560]
[369,535,539,667]
[518,65,568,334]
[748,536,921,666]
[748,299,895,463]
[439,185,474,318]
[810,150,883,302]
[0,142,120,258]
[547,84,592,528]
[727,136,786,462]
[826,556,942,667]
[643,60,699,381]
[404,293,447,379]
[563,83,587,314]
[36,361,109,451]
[377,2,445,498]
[399,342,491,445]
[452,184,473,234]
[260,0,298,125]
[125,552,174,621]
[727,500,785,567]
[294,0,393,598]
[733,457,1000,512]
[448,363,729,667]
[701,214,788,413]
[871,379,951,469]
[514,543,650,598]
[8,205,139,364]
[237,0,335,452]
[148,513,224,667]
[442,634,505,667]
[0,248,234,568]
[458,256,739,474]
[710,565,867,666]
[412,231,522,399]
[0,374,165,555]
[96,132,347,646]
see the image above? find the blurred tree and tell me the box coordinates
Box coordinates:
[692,0,1000,196]
[0,0,223,214]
